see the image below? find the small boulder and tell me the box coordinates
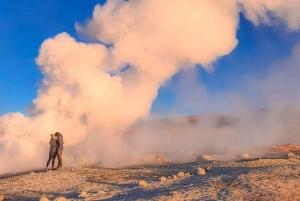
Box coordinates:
[78,191,88,198]
[159,176,167,182]
[195,167,205,175]
[239,153,250,160]
[55,197,66,201]
[167,176,172,179]
[205,165,211,172]
[195,155,214,162]
[156,154,168,162]
[143,154,168,164]
[177,172,185,178]
[0,195,4,201]
[287,153,296,158]
[40,198,49,201]
[92,176,101,181]
[139,180,148,187]
[98,191,106,195]
[172,175,178,180]
[184,173,190,177]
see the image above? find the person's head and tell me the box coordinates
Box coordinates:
[54,132,60,137]
[50,134,56,139]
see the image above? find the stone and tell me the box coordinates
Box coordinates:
[98,191,106,195]
[205,165,211,172]
[156,154,168,162]
[239,153,250,160]
[195,167,206,175]
[0,195,4,201]
[139,180,148,187]
[159,176,167,182]
[184,173,190,177]
[195,155,214,162]
[287,152,296,158]
[78,191,88,198]
[172,175,178,180]
[167,176,172,179]
[40,198,49,201]
[93,176,101,181]
[177,172,185,178]
[54,197,66,201]
[143,154,168,164]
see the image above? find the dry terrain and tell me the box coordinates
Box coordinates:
[1,144,300,201]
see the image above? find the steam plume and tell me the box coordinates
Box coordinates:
[0,0,299,174]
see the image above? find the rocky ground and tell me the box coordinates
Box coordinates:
[1,144,300,200]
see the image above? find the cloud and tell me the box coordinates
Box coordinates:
[239,0,300,30]
[76,0,240,79]
[0,0,299,174]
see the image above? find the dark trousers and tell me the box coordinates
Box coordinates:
[46,150,57,168]
[57,150,63,168]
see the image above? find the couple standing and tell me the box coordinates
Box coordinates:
[46,132,64,171]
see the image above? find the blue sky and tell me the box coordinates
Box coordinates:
[0,0,300,117]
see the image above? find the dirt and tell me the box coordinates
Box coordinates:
[1,152,300,200]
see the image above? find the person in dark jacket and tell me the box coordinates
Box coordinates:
[46,134,58,171]
[55,132,64,170]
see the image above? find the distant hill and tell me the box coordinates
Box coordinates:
[124,113,239,136]
[134,114,237,128]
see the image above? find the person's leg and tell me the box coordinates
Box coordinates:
[57,150,63,169]
[46,151,53,168]
[51,152,57,168]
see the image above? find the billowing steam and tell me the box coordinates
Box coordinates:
[0,0,300,174]
[240,0,300,30]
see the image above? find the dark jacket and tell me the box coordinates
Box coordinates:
[49,139,58,152]
[57,134,64,151]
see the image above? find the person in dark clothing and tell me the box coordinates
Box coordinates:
[46,134,58,171]
[55,132,64,170]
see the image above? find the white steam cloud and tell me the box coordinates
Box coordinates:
[239,0,300,30]
[0,0,300,174]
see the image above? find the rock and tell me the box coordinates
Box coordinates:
[172,175,178,180]
[0,195,4,201]
[40,198,49,201]
[195,167,206,175]
[78,191,88,198]
[205,165,211,172]
[159,176,167,182]
[239,153,250,160]
[55,197,66,201]
[98,191,106,195]
[167,176,172,179]
[195,155,214,162]
[138,180,148,187]
[156,154,168,162]
[30,172,35,175]
[93,176,101,181]
[184,173,190,177]
[177,172,185,178]
[143,154,168,164]
[287,152,296,158]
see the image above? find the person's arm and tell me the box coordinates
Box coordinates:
[58,136,63,149]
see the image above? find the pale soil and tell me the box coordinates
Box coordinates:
[1,154,300,201]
